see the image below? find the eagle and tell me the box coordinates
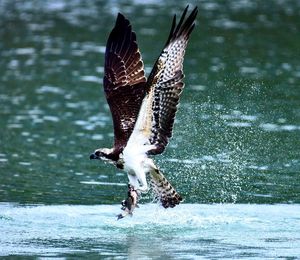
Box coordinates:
[90,6,198,217]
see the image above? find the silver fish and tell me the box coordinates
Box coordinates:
[117,184,139,220]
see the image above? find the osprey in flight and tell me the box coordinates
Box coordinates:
[90,6,197,216]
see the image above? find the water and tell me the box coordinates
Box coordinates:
[0,0,300,258]
[1,203,300,258]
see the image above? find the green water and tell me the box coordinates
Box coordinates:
[0,0,300,258]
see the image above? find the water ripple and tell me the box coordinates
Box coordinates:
[0,204,299,258]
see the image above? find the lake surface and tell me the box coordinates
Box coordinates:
[1,203,300,259]
[0,0,300,258]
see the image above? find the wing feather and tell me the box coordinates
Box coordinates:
[145,6,198,155]
[103,13,147,152]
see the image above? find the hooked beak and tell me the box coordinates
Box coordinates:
[89,153,99,160]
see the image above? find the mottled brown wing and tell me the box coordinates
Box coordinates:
[147,6,198,155]
[103,13,147,151]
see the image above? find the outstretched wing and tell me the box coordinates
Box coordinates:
[145,6,198,155]
[103,13,147,151]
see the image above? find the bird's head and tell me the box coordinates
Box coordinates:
[89,148,113,161]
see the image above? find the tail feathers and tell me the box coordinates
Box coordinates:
[150,168,182,208]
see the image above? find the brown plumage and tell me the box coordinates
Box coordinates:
[103,13,147,156]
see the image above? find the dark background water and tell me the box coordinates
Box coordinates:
[1,0,300,206]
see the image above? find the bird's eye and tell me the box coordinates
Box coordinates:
[95,151,101,156]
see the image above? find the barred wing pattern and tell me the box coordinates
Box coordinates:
[147,6,198,155]
[103,13,147,152]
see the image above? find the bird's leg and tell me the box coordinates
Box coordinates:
[135,169,149,193]
[117,170,150,219]
[136,183,149,193]
[127,171,149,193]
[127,174,139,190]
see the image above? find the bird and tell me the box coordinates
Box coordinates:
[90,6,198,215]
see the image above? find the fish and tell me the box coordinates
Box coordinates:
[117,184,139,220]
